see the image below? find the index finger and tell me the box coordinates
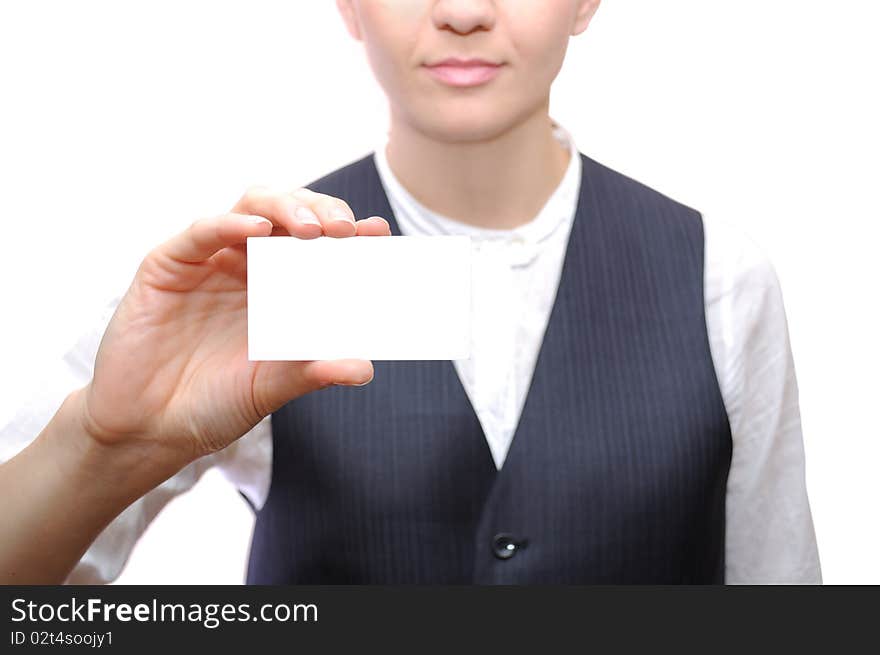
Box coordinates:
[231,186,324,238]
[158,213,273,264]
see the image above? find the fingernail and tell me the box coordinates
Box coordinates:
[249,216,272,225]
[330,207,355,225]
[332,378,372,387]
[295,206,321,226]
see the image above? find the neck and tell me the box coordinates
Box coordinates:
[384,103,571,230]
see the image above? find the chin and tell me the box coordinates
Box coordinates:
[412,105,522,145]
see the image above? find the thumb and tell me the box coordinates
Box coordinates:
[252,359,375,416]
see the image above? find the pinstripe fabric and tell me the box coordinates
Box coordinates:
[246,152,732,584]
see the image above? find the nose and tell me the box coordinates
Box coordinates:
[432,0,496,35]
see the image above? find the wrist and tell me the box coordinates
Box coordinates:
[0,387,191,584]
[43,387,192,508]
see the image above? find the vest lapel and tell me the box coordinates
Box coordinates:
[487,153,592,471]
[347,154,498,475]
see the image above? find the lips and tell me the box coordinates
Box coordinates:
[423,58,504,88]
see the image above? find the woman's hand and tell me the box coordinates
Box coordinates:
[76,186,391,475]
[0,186,392,584]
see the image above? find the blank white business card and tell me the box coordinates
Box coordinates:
[247,235,472,361]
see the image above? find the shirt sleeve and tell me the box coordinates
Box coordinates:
[703,215,822,584]
[0,292,273,584]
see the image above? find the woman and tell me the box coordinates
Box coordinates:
[0,0,820,584]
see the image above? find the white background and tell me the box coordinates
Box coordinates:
[0,1,877,584]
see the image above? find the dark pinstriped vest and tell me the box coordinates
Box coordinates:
[246,152,732,584]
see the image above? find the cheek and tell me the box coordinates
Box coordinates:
[372,0,426,20]
[358,5,423,91]
[505,0,573,74]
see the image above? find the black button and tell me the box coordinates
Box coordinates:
[492,533,527,560]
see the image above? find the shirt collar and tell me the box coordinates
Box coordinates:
[372,120,582,251]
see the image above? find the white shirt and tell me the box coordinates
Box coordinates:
[0,122,821,584]
[376,125,582,471]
